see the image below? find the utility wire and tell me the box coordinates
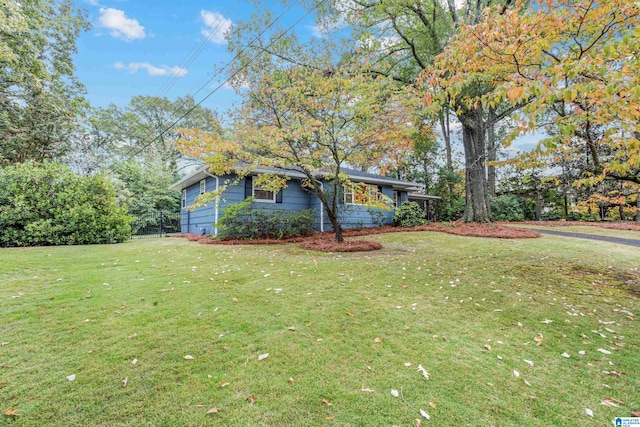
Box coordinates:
[127,0,321,160]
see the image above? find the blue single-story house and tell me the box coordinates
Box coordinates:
[169,166,439,235]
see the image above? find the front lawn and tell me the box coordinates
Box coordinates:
[1,232,638,426]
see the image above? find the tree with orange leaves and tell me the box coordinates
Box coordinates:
[429,0,639,219]
[176,61,416,242]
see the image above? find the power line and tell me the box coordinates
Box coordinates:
[84,2,298,171]
[127,0,319,160]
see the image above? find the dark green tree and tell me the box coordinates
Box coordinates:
[0,0,91,164]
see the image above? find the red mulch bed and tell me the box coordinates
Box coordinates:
[173,221,541,252]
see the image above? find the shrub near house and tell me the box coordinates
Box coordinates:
[216,197,315,240]
[0,162,132,247]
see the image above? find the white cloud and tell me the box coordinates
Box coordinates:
[99,8,145,41]
[310,17,346,38]
[114,62,188,77]
[200,10,232,44]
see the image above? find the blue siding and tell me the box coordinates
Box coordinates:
[180,175,318,234]
[179,173,404,234]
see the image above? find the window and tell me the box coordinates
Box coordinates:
[199,179,206,195]
[345,183,383,205]
[181,189,187,209]
[393,190,399,207]
[253,183,276,202]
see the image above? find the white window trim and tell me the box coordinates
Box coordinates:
[344,186,355,205]
[344,184,381,206]
[181,189,187,209]
[253,181,276,203]
[199,179,206,195]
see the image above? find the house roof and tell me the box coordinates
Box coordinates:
[408,192,442,200]
[169,165,426,192]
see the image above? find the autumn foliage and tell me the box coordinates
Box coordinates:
[429,0,639,190]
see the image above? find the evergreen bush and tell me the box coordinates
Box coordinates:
[393,201,428,227]
[0,162,132,246]
[216,198,315,240]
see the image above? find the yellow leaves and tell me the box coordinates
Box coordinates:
[562,89,577,103]
[507,86,526,102]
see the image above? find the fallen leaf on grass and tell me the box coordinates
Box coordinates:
[513,370,520,378]
[374,337,383,344]
[533,336,543,345]
[612,342,625,348]
[597,348,612,355]
[541,319,553,324]
[419,409,430,420]
[415,419,421,427]
[247,396,257,404]
[66,374,76,381]
[206,407,218,415]
[258,353,269,361]
[220,382,230,387]
[524,360,534,367]
[288,377,294,384]
[127,333,137,339]
[561,352,570,358]
[417,365,429,380]
[600,397,623,408]
[132,358,137,365]
[122,377,128,388]
[232,298,238,303]
[0,342,8,346]
[429,401,436,409]
[584,408,593,418]
[483,344,492,351]
[3,407,17,417]
[287,326,296,331]
[184,355,194,360]
[631,411,640,417]
[359,387,375,392]
[321,398,332,406]
[391,389,399,397]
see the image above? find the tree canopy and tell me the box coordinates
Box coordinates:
[0,0,91,165]
[177,58,416,241]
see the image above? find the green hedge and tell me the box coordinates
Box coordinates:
[490,195,525,221]
[393,201,428,227]
[0,162,132,246]
[216,198,316,240]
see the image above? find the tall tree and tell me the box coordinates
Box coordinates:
[0,0,90,164]
[84,95,221,174]
[432,0,639,188]
[317,0,516,222]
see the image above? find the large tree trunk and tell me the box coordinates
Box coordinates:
[460,109,491,222]
[487,107,497,198]
[326,210,344,242]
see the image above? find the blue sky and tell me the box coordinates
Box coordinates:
[73,0,539,153]
[74,0,317,113]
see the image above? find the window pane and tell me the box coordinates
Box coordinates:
[254,188,274,201]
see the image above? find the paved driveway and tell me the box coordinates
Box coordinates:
[528,228,640,247]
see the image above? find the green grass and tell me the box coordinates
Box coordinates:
[1,232,639,426]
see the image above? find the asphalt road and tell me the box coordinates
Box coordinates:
[528,228,640,247]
